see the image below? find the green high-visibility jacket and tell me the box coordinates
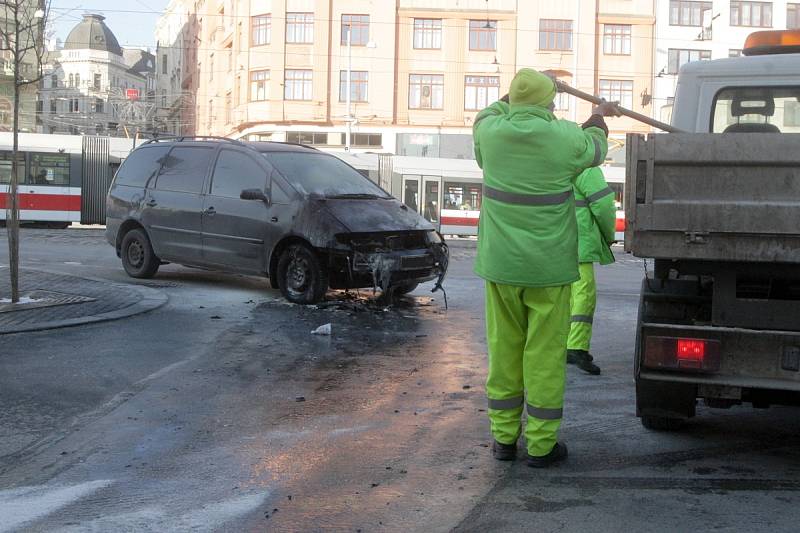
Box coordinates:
[574,167,616,265]
[473,101,608,287]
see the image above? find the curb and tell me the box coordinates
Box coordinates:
[0,270,168,335]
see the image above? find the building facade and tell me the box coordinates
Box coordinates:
[161,0,656,157]
[38,14,155,136]
[654,0,799,124]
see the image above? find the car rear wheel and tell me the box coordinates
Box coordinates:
[277,243,328,304]
[121,228,160,278]
[392,282,419,295]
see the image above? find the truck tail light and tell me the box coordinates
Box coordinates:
[644,336,721,373]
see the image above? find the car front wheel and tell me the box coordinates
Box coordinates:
[121,228,160,278]
[277,243,328,304]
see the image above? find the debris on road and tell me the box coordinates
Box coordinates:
[311,323,332,335]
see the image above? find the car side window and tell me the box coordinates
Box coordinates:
[270,171,292,204]
[115,146,170,188]
[155,146,214,194]
[210,149,268,198]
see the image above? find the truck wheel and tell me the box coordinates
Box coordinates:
[392,282,419,296]
[121,228,160,279]
[641,415,683,431]
[277,243,328,304]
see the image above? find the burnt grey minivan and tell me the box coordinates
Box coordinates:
[105,137,448,304]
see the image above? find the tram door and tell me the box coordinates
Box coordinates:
[401,175,441,230]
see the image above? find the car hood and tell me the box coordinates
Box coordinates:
[322,198,434,233]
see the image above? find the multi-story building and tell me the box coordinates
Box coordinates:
[38,14,155,136]
[155,0,192,135]
[654,0,798,124]
[161,1,655,158]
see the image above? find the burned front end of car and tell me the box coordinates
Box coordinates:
[327,230,449,292]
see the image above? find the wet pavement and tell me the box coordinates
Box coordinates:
[1,229,800,532]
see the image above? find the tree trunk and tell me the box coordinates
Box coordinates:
[6,5,21,302]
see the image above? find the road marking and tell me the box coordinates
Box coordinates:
[0,479,113,532]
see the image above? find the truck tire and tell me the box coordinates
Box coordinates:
[277,243,328,304]
[121,228,160,279]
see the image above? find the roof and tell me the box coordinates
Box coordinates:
[679,52,800,78]
[63,14,123,56]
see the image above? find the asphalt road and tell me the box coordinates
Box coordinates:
[1,228,799,532]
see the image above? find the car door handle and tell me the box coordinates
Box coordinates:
[146,199,157,207]
[204,207,216,216]
[270,216,278,223]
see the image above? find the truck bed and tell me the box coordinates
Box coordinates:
[624,133,800,263]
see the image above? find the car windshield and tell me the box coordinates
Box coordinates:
[263,152,390,198]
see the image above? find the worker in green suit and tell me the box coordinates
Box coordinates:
[567,168,617,375]
[473,68,618,467]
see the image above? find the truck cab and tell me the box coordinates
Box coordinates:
[627,30,800,430]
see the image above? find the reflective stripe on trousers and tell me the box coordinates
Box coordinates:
[568,263,597,351]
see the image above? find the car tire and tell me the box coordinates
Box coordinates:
[392,282,419,295]
[121,228,160,279]
[641,415,683,431]
[277,243,328,304]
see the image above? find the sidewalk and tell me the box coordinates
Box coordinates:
[0,269,167,334]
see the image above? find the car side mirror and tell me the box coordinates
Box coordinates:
[240,188,270,204]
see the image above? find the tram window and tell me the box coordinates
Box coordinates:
[443,181,482,211]
[29,153,70,186]
[155,146,214,194]
[115,146,170,188]
[0,152,25,184]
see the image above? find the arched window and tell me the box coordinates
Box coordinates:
[68,73,74,87]
[75,73,80,87]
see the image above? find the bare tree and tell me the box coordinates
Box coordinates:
[0,0,48,302]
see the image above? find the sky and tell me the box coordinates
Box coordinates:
[49,0,171,51]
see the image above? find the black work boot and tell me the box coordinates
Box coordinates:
[492,440,517,461]
[526,442,568,468]
[567,349,601,375]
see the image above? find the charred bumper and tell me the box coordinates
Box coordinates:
[327,231,449,290]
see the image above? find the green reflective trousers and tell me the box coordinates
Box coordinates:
[485,281,570,456]
[568,262,597,352]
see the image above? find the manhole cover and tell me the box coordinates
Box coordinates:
[0,290,97,314]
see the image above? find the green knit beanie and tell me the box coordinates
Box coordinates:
[509,68,557,107]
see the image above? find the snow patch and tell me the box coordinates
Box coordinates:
[0,296,43,305]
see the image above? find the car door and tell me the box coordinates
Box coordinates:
[141,144,213,263]
[201,147,274,273]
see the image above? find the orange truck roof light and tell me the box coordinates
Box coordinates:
[744,29,800,56]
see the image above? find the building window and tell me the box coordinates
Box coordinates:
[286,13,314,44]
[730,1,773,27]
[161,54,167,74]
[339,70,368,102]
[286,131,338,145]
[162,89,167,107]
[341,14,369,46]
[469,20,497,51]
[789,3,800,28]
[225,92,232,124]
[284,69,312,100]
[409,74,444,110]
[668,48,711,74]
[70,98,79,113]
[252,14,271,45]
[729,49,743,57]
[49,99,56,113]
[603,24,631,55]
[413,19,442,49]
[669,0,712,26]
[50,74,57,88]
[464,75,499,111]
[208,99,213,126]
[539,19,573,51]
[352,133,382,147]
[75,73,80,87]
[68,73,74,87]
[599,79,633,109]
[94,98,104,114]
[554,91,570,111]
[250,69,269,101]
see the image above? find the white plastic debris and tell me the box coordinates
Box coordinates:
[311,323,332,335]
